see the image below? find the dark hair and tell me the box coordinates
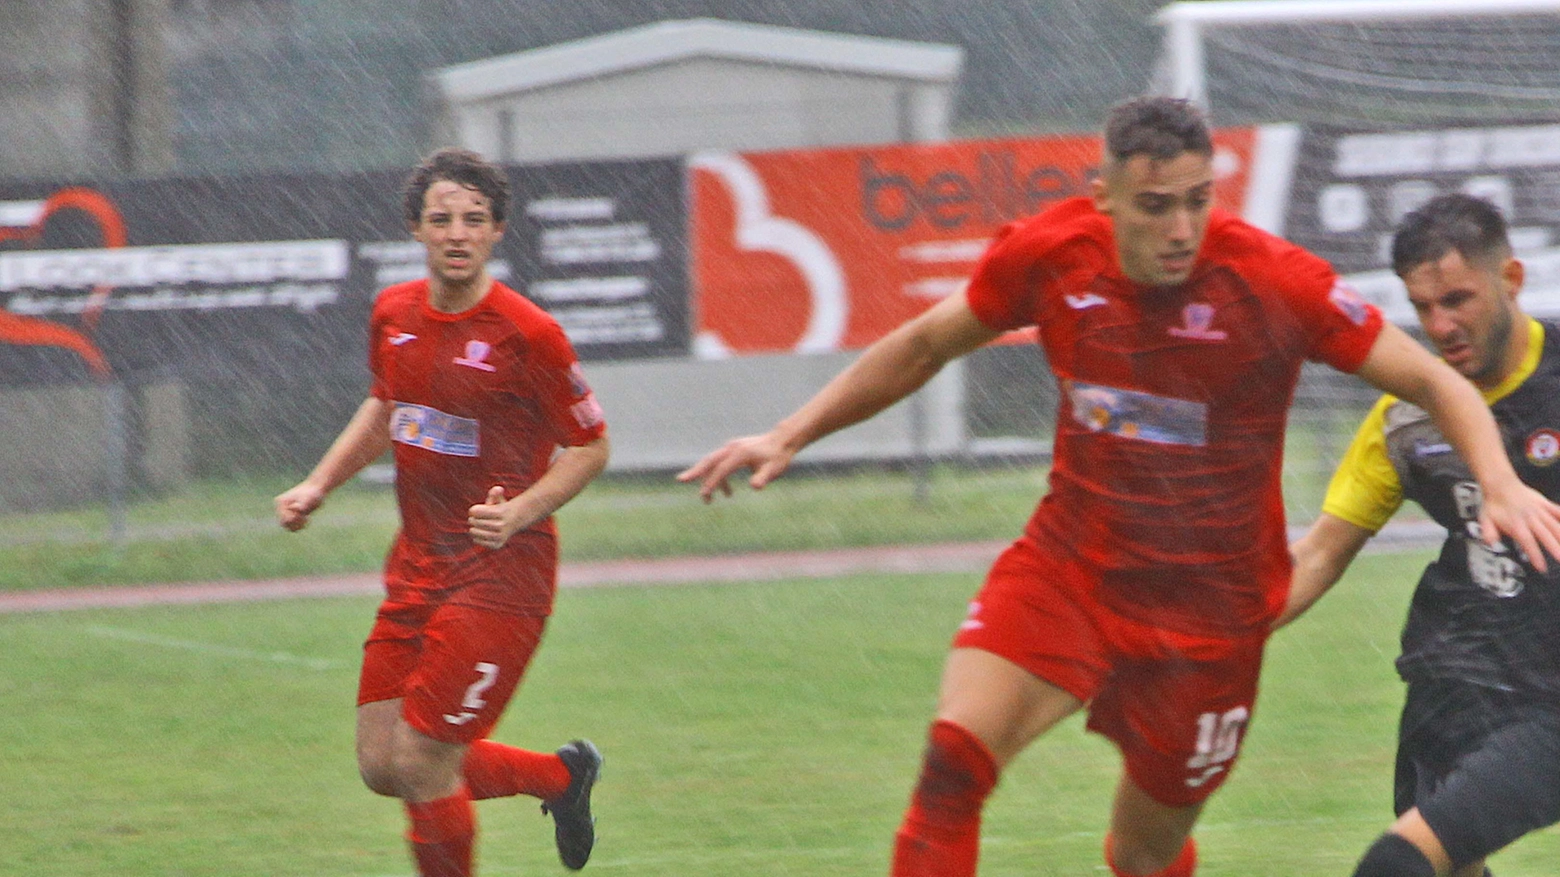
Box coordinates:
[402,147,511,226]
[1103,96,1213,163]
[1391,194,1511,277]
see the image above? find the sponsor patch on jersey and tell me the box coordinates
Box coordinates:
[1328,280,1371,326]
[1064,379,1207,446]
[391,402,479,457]
[1526,428,1560,467]
[567,362,592,397]
[570,394,604,430]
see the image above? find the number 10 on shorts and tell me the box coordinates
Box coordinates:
[1185,706,1249,788]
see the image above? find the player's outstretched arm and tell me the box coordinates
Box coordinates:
[275,396,394,531]
[467,434,610,549]
[1354,323,1560,571]
[1277,513,1374,629]
[677,294,1002,503]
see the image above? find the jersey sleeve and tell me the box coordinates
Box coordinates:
[529,321,607,448]
[965,222,1042,332]
[1278,247,1385,372]
[367,297,390,401]
[1320,396,1404,532]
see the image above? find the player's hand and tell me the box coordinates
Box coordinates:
[468,485,521,549]
[274,483,326,532]
[676,432,795,503]
[1477,480,1560,574]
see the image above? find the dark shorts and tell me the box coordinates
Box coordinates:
[1394,677,1560,868]
[952,538,1268,808]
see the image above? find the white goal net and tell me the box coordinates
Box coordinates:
[1154,0,1560,524]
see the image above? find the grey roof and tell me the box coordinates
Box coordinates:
[433,17,965,102]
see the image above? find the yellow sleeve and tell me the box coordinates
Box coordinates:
[1319,396,1405,533]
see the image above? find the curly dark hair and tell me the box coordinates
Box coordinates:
[401,147,511,226]
[1391,193,1511,278]
[1103,96,1213,163]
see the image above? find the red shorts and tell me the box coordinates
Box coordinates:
[358,599,548,744]
[952,538,1268,807]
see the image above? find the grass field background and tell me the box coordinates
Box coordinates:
[5,548,1558,876]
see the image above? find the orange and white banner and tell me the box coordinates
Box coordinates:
[690,128,1269,357]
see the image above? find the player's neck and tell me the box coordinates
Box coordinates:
[428,273,493,314]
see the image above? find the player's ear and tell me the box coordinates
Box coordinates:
[1091,159,1115,214]
[1502,257,1524,299]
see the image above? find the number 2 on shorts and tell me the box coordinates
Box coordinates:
[460,661,500,710]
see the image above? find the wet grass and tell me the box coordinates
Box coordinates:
[2,550,1556,876]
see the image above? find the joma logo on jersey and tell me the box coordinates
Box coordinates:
[391,402,480,457]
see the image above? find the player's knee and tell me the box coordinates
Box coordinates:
[1352,833,1436,877]
[357,750,399,796]
[911,720,999,815]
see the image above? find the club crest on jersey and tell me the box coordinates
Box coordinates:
[1526,428,1560,467]
[1167,302,1227,341]
[454,339,496,372]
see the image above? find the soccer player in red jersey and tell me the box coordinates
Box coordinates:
[275,148,610,877]
[679,98,1560,876]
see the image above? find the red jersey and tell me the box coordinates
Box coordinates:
[368,279,606,613]
[966,198,1383,636]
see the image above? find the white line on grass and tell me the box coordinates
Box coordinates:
[84,624,344,670]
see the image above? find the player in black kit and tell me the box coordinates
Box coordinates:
[1284,193,1560,877]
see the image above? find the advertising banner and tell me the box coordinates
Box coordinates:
[688,128,1264,357]
[0,157,686,389]
[1282,122,1560,321]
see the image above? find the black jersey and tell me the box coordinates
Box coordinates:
[1381,321,1560,698]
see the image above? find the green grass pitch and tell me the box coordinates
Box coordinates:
[2,550,1555,876]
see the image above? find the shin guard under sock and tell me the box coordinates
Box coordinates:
[462,739,570,801]
[405,786,475,877]
[891,719,999,877]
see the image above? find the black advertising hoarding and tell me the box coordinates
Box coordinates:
[0,156,687,389]
[1283,122,1560,321]
[509,158,689,361]
[0,158,687,474]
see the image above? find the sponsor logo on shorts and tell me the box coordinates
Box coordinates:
[1064,379,1208,446]
[391,402,480,457]
[958,600,984,631]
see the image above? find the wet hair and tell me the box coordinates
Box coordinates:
[1103,96,1213,163]
[401,147,511,226]
[1391,193,1511,278]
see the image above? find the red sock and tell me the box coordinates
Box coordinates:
[405,786,475,877]
[891,720,999,877]
[1105,833,1197,877]
[462,739,570,801]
